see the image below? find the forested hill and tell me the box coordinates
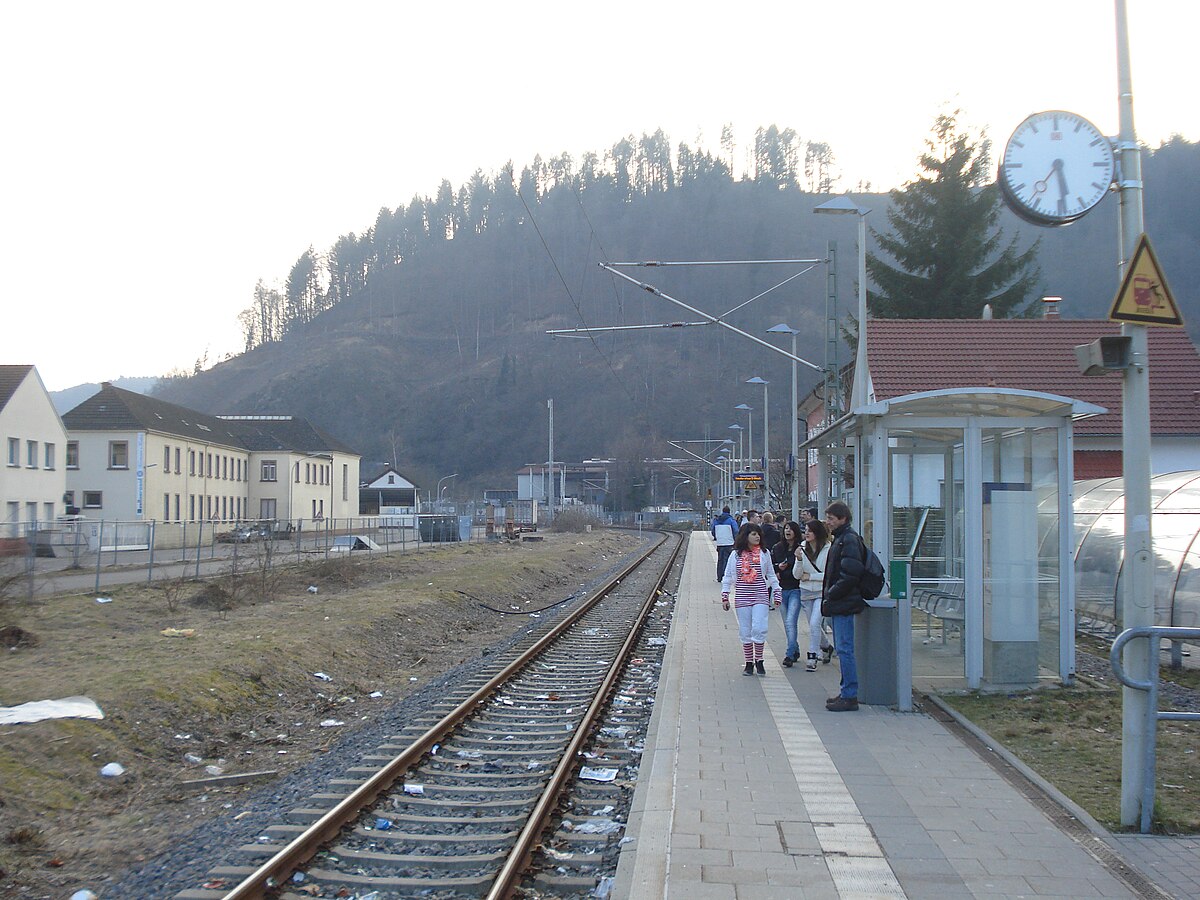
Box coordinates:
[154,131,1200,503]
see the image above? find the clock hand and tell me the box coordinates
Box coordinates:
[1052,158,1069,198]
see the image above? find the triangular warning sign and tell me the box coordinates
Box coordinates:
[1109,234,1184,326]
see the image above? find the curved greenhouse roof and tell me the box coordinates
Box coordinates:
[1057,471,1200,633]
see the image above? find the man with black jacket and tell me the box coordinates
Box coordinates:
[821,501,868,711]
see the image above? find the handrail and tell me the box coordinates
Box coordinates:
[1109,625,1200,833]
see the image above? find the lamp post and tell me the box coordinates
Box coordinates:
[727,424,743,471]
[746,376,769,506]
[735,403,753,466]
[814,196,871,409]
[671,478,691,510]
[767,323,801,523]
[436,473,458,512]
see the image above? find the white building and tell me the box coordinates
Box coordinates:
[0,365,69,537]
[61,384,360,542]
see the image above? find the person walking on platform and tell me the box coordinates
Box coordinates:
[721,523,781,676]
[710,506,737,581]
[760,511,780,553]
[771,521,804,667]
[822,501,868,711]
[793,519,835,671]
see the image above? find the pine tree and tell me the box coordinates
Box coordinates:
[867,112,1040,318]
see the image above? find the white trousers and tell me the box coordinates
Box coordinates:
[735,603,770,646]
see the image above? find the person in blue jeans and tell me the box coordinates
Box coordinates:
[821,501,868,712]
[770,521,803,666]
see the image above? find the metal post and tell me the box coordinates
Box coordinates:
[94,520,103,593]
[195,520,203,579]
[790,332,799,523]
[1115,0,1153,829]
[547,399,555,524]
[853,213,869,409]
[147,521,156,583]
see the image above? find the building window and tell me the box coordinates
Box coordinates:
[6,437,17,467]
[109,441,128,469]
[83,491,103,509]
[64,490,75,513]
[164,446,171,470]
[66,441,79,469]
[44,501,54,522]
[261,460,277,482]
[343,464,349,501]
[206,453,212,477]
[189,494,195,521]
[260,498,276,520]
[164,494,170,521]
[189,450,196,475]
[175,447,181,473]
[294,462,300,483]
[44,443,55,470]
[26,440,38,468]
[174,494,180,521]
[237,459,243,482]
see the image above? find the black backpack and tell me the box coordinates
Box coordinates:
[859,544,886,600]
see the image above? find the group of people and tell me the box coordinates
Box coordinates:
[710,502,869,712]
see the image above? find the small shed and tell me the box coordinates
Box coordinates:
[360,466,419,514]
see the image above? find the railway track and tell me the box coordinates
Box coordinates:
[177,529,683,900]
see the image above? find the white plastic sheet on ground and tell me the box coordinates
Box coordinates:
[0,696,104,725]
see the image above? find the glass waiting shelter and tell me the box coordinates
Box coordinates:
[805,388,1105,694]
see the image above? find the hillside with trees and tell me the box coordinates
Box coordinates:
[154,124,1200,506]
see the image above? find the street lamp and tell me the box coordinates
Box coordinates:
[734,403,754,464]
[727,424,743,471]
[435,473,458,512]
[746,376,769,506]
[814,195,871,409]
[767,323,801,523]
[671,478,691,509]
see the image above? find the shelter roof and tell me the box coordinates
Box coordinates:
[865,319,1200,435]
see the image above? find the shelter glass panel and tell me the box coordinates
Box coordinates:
[979,426,1060,684]
[890,427,965,684]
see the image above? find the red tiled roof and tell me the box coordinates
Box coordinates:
[865,319,1200,435]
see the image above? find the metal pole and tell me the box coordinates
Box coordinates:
[791,333,800,523]
[853,213,869,408]
[147,521,156,583]
[547,399,555,524]
[762,383,769,502]
[1115,0,1152,830]
[94,521,103,593]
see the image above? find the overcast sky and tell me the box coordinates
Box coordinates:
[3,1,1196,391]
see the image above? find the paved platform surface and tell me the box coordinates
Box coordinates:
[614,532,1194,899]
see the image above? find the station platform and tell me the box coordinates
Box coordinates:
[614,532,1193,899]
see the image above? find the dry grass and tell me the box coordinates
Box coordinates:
[0,530,639,897]
[941,681,1199,833]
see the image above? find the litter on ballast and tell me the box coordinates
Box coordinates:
[545,848,574,860]
[572,818,623,834]
[307,585,318,593]
[600,726,630,739]
[160,628,195,638]
[319,719,345,728]
[619,836,635,845]
[368,691,383,698]
[204,765,224,776]
[374,818,393,831]
[70,891,99,900]
[647,637,667,646]
[184,753,203,765]
[403,783,424,795]
[455,749,482,758]
[592,875,616,898]
[578,767,619,782]
[95,597,112,604]
[312,672,333,682]
[99,762,125,777]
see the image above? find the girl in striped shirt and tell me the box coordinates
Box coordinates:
[721,523,782,675]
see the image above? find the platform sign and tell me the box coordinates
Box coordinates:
[1109,234,1184,326]
[732,471,764,484]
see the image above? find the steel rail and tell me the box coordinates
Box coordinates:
[486,530,684,899]
[219,531,667,900]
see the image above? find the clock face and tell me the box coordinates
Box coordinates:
[999,110,1115,226]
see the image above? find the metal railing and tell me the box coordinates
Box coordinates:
[1109,625,1200,833]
